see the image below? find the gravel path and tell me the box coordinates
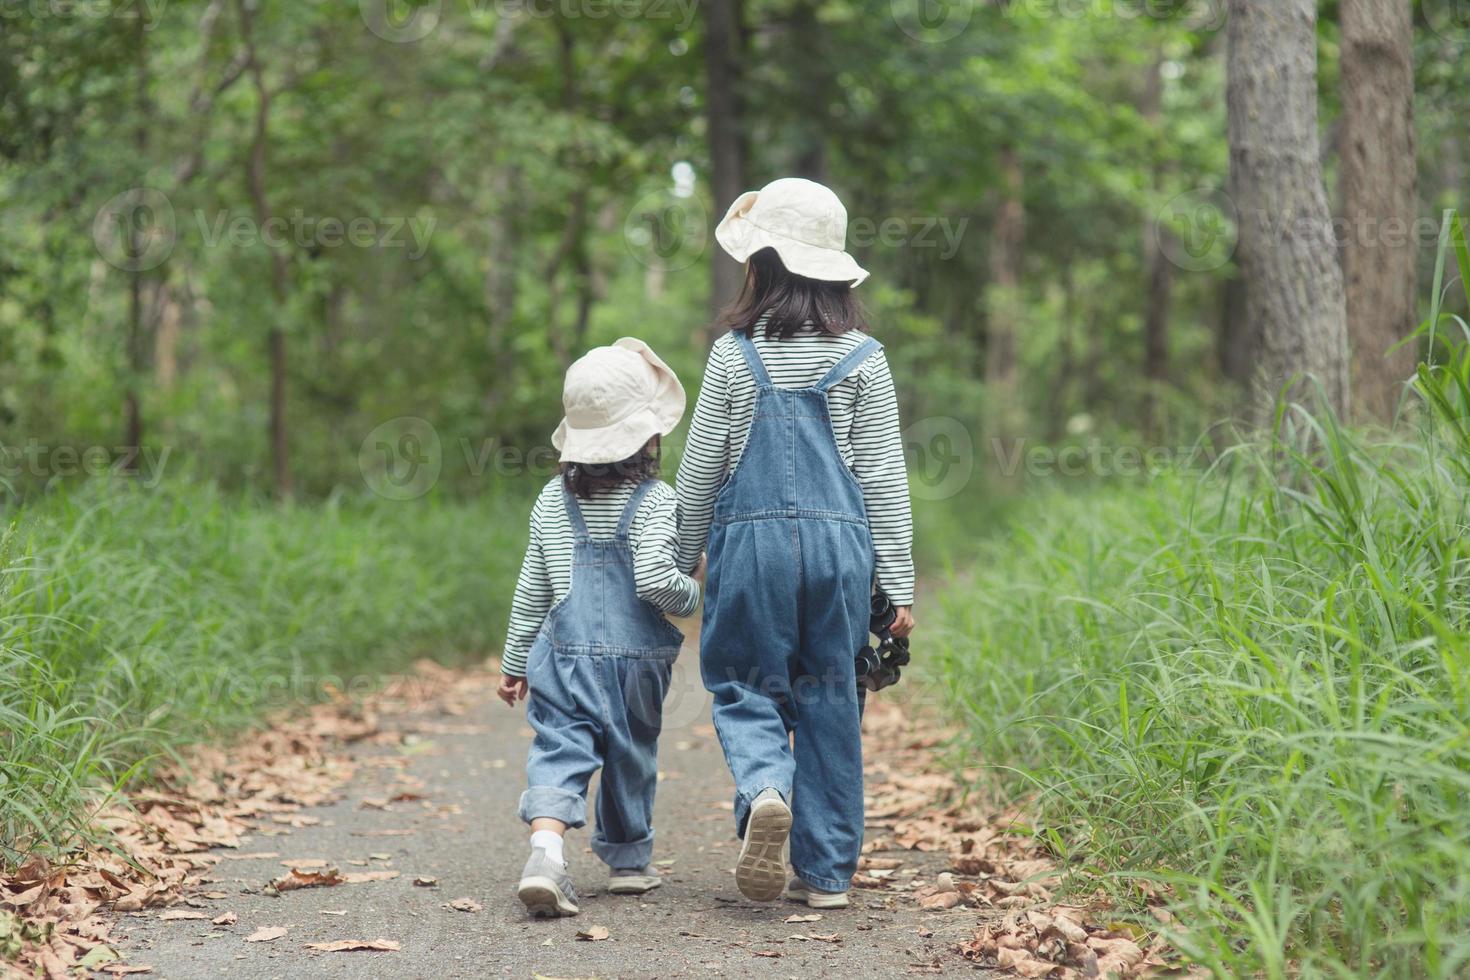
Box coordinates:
[112,620,979,979]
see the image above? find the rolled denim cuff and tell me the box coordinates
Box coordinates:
[792,867,852,894]
[592,828,655,870]
[518,786,587,829]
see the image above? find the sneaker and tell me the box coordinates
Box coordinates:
[607,865,663,895]
[735,789,791,902]
[783,876,851,909]
[516,848,580,917]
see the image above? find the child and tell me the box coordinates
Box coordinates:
[498,338,700,918]
[676,177,915,909]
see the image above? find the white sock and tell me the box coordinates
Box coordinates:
[530,829,564,865]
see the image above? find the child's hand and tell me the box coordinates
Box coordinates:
[497,674,528,707]
[891,606,915,638]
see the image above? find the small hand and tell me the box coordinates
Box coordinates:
[890,606,915,639]
[497,674,528,707]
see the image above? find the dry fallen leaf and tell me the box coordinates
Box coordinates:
[442,898,482,913]
[159,910,209,921]
[784,913,823,923]
[269,867,345,892]
[917,891,962,910]
[412,876,438,887]
[245,926,288,943]
[342,870,400,884]
[212,911,237,926]
[576,925,610,941]
[304,939,401,952]
[99,966,154,976]
[278,859,328,869]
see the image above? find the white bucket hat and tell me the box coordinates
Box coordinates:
[715,177,869,287]
[552,338,686,465]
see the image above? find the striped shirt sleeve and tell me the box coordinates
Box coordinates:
[675,345,731,574]
[850,352,915,605]
[630,484,701,617]
[501,491,552,677]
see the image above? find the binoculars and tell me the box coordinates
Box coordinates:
[855,589,910,692]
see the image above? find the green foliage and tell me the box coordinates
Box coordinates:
[0,480,529,861]
[923,224,1470,977]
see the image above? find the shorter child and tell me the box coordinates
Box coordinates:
[498,338,700,918]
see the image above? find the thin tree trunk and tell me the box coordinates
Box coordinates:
[1340,0,1417,421]
[1140,52,1173,436]
[985,146,1025,444]
[705,0,746,325]
[1226,0,1349,421]
[124,1,151,454]
[238,0,292,497]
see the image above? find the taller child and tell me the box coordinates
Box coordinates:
[677,178,915,908]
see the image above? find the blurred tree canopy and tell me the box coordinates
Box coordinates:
[0,0,1464,497]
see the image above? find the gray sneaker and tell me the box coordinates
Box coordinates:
[783,875,850,909]
[736,788,791,902]
[517,848,580,917]
[607,865,663,895]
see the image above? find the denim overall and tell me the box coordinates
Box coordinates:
[700,330,879,893]
[518,479,684,870]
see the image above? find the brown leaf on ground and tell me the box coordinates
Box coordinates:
[304,938,401,952]
[269,867,346,892]
[442,898,482,913]
[412,877,437,887]
[245,926,287,943]
[277,858,328,869]
[575,925,610,941]
[211,911,237,926]
[784,913,822,923]
[158,910,208,922]
[917,891,962,911]
[342,870,400,884]
[99,966,154,975]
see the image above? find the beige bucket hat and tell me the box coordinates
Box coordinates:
[552,338,686,465]
[715,177,869,287]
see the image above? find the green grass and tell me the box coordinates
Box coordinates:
[0,481,527,863]
[926,217,1470,977]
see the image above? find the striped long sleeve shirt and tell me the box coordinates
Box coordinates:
[501,478,700,677]
[675,327,915,606]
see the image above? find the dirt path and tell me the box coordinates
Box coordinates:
[107,624,986,979]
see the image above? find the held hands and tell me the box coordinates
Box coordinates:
[497,673,528,707]
[890,606,915,639]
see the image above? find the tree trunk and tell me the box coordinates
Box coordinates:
[238,0,292,498]
[1140,53,1173,436]
[985,146,1025,443]
[1226,0,1349,420]
[1340,0,1417,421]
[124,1,151,454]
[705,0,746,325]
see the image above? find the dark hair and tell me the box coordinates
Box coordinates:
[717,247,867,340]
[560,437,660,498]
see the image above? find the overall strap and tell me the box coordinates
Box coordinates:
[733,329,773,387]
[616,478,658,538]
[560,479,590,539]
[815,336,882,393]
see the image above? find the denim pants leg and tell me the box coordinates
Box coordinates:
[590,656,673,870]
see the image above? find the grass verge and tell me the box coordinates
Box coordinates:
[927,216,1470,977]
[0,481,527,863]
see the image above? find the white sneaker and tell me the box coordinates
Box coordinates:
[607,865,662,895]
[516,848,580,917]
[735,789,791,902]
[783,876,850,909]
